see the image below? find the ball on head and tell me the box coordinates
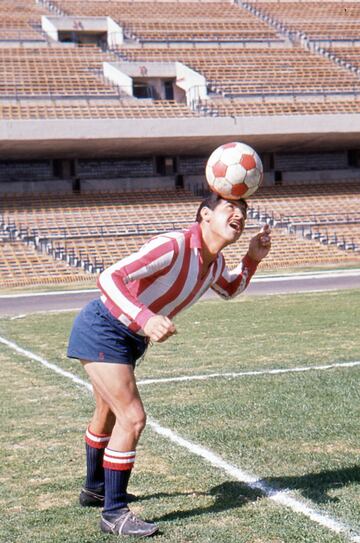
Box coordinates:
[205,141,263,200]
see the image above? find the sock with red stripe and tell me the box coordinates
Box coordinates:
[103,448,136,513]
[84,426,111,491]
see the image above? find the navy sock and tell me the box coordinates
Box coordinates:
[103,448,136,513]
[85,443,105,490]
[84,426,110,490]
[103,468,132,513]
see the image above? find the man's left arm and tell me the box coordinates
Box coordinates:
[211,224,272,299]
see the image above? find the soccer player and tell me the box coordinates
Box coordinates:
[67,193,271,537]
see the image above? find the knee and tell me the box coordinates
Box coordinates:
[132,411,147,438]
[121,410,146,439]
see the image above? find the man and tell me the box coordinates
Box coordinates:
[67,193,271,537]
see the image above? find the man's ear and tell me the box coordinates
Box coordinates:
[200,206,212,223]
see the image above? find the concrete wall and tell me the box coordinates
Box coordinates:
[0,180,73,194]
[0,176,176,194]
[175,61,207,107]
[282,168,360,184]
[103,63,133,95]
[274,151,348,171]
[107,17,123,46]
[42,16,124,46]
[81,176,175,192]
[184,171,275,191]
[2,114,360,159]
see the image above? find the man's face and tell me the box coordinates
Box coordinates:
[205,198,246,245]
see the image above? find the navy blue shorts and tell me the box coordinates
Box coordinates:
[67,298,148,366]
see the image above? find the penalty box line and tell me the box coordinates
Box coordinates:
[1,333,360,543]
[137,360,360,386]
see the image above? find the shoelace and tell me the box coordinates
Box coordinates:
[126,512,146,526]
[117,511,149,534]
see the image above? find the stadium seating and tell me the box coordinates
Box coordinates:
[115,45,360,97]
[0,101,197,119]
[1,1,360,289]
[0,0,48,41]
[250,183,360,223]
[0,190,200,232]
[0,46,120,97]
[200,98,360,117]
[222,227,360,272]
[322,46,360,71]
[247,2,360,42]
[308,223,360,247]
[1,2,359,119]
[0,240,89,288]
[1,184,359,288]
[49,0,283,42]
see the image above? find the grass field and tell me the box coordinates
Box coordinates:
[1,289,360,543]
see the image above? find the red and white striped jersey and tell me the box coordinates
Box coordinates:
[97,222,258,335]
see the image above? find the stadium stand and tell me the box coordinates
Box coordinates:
[115,46,360,97]
[322,46,360,72]
[1,184,359,288]
[250,183,360,223]
[0,0,48,41]
[222,226,360,272]
[246,1,360,43]
[0,46,122,98]
[0,0,359,288]
[0,101,198,119]
[47,0,284,42]
[46,225,360,276]
[199,98,360,117]
[0,190,199,230]
[0,240,89,288]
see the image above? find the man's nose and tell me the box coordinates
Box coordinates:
[233,209,244,220]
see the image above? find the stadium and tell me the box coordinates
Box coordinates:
[0,1,360,542]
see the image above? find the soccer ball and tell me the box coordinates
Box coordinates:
[205,142,263,199]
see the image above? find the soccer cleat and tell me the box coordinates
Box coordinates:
[79,486,105,507]
[79,486,138,507]
[101,508,159,537]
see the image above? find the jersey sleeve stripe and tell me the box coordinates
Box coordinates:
[120,238,176,278]
[213,254,258,298]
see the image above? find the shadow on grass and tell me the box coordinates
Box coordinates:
[152,465,360,522]
[268,464,360,504]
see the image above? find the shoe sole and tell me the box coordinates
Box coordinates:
[100,518,159,538]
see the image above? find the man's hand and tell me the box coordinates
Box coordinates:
[247,224,272,262]
[143,315,177,343]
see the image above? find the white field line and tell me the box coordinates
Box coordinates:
[1,335,360,540]
[150,420,360,543]
[8,308,84,319]
[0,289,97,299]
[137,360,360,386]
[0,335,93,392]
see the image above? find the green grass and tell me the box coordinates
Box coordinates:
[1,290,360,542]
[1,290,359,379]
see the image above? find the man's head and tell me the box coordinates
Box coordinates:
[195,193,248,249]
[196,193,248,223]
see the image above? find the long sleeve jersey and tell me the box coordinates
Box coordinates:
[97,222,258,335]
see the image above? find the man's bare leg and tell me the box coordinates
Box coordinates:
[80,361,158,537]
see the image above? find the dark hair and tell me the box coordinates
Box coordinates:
[195,193,248,222]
